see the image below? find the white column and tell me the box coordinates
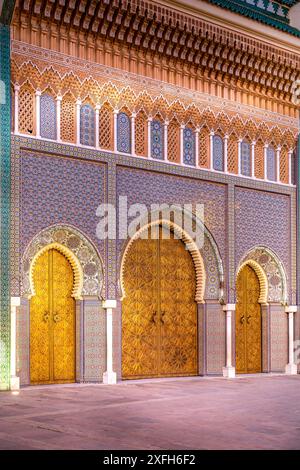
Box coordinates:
[163,120,168,161]
[131,112,136,156]
[251,141,256,178]
[264,144,268,180]
[224,134,229,173]
[276,146,281,182]
[147,117,152,158]
[210,131,214,170]
[95,104,100,149]
[10,297,20,390]
[76,99,81,146]
[180,124,184,165]
[238,138,242,175]
[195,128,200,167]
[288,150,293,185]
[285,306,298,375]
[14,84,20,134]
[223,303,236,378]
[113,110,118,153]
[35,90,41,138]
[102,299,117,384]
[56,95,62,142]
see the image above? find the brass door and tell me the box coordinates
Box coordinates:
[236,264,262,374]
[30,249,75,384]
[122,227,198,379]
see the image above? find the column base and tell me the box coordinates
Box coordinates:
[10,376,20,390]
[223,366,236,378]
[285,363,298,375]
[103,371,117,385]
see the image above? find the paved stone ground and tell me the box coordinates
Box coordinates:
[0,375,300,450]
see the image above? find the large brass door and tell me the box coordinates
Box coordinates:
[236,264,261,374]
[30,249,75,384]
[122,227,198,379]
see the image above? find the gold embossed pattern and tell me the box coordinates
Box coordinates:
[122,227,198,379]
[30,249,75,384]
[236,264,262,374]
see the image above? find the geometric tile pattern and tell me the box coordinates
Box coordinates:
[213,135,224,171]
[40,93,56,140]
[80,104,95,147]
[117,112,131,154]
[183,127,196,166]
[151,120,164,160]
[267,146,276,181]
[235,187,290,296]
[0,25,11,389]
[241,140,251,177]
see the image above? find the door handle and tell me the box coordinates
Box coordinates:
[160,311,165,324]
[247,315,252,324]
[240,315,245,325]
[150,311,157,324]
[53,312,62,323]
[43,311,50,322]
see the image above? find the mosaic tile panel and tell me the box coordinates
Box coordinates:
[183,127,196,166]
[0,25,11,389]
[241,141,251,177]
[151,120,164,160]
[213,135,224,172]
[80,104,95,147]
[267,146,276,181]
[117,112,131,154]
[270,305,288,372]
[20,150,105,266]
[235,188,290,281]
[206,303,225,374]
[40,93,56,140]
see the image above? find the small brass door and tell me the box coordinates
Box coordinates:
[236,264,262,374]
[122,226,198,379]
[30,249,75,384]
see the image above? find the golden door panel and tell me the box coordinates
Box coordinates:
[30,250,51,384]
[122,232,159,379]
[235,264,261,374]
[159,231,198,377]
[122,226,198,379]
[30,249,75,385]
[52,249,75,382]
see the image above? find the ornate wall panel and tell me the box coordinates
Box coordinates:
[205,303,225,374]
[241,141,251,177]
[167,120,180,163]
[19,83,35,135]
[99,103,114,150]
[135,111,147,156]
[117,112,131,154]
[199,127,210,168]
[227,135,238,174]
[280,147,289,184]
[267,146,276,181]
[40,93,56,140]
[235,188,290,300]
[213,135,224,171]
[255,141,265,179]
[151,119,164,160]
[61,93,76,143]
[18,150,106,296]
[183,127,196,166]
[80,104,95,147]
[270,305,288,372]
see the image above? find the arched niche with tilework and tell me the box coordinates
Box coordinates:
[236,246,288,304]
[22,225,104,299]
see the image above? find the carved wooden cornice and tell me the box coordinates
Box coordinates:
[12,0,300,105]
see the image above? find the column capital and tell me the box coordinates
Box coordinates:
[95,104,101,111]
[131,112,137,118]
[113,109,119,115]
[223,303,236,312]
[102,299,117,309]
[35,90,42,96]
[285,305,297,314]
[76,99,82,106]
[56,95,62,102]
[14,83,20,92]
